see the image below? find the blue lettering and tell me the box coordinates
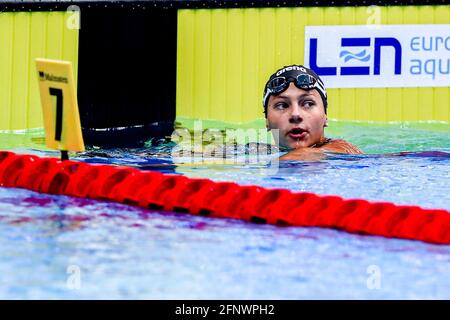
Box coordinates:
[410,59,450,78]
[340,37,371,75]
[341,67,370,75]
[435,37,444,51]
[410,59,422,75]
[424,59,436,79]
[374,37,402,75]
[409,36,450,51]
[422,36,433,51]
[439,59,450,75]
[410,37,420,51]
[342,38,371,47]
[309,38,337,76]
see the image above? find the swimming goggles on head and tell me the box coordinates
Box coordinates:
[263,73,327,109]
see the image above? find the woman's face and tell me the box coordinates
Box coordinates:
[266,82,327,149]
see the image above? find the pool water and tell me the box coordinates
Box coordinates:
[0,120,449,299]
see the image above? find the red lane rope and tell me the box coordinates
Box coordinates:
[0,151,448,244]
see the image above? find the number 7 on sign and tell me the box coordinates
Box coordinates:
[36,58,85,159]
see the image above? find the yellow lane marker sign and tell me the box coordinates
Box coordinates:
[35,58,84,159]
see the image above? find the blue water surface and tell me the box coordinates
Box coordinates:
[0,122,449,299]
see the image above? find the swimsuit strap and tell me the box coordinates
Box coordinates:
[311,138,332,148]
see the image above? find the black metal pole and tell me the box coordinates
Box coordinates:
[61,150,69,161]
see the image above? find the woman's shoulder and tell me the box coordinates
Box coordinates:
[319,138,364,154]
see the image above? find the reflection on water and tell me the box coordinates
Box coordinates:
[0,186,449,299]
[0,121,449,299]
[71,143,450,210]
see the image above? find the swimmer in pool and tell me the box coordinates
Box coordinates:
[263,65,363,160]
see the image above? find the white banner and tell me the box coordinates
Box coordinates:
[304,25,450,88]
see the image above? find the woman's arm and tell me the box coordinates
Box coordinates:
[319,139,364,154]
[279,139,363,161]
